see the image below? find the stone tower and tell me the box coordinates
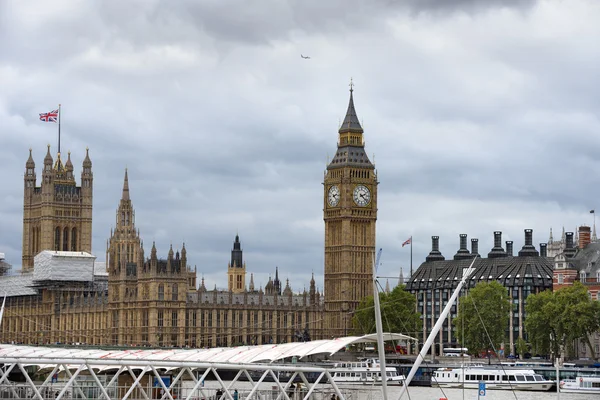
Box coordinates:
[22,146,93,271]
[227,234,246,293]
[323,85,377,337]
[107,170,190,346]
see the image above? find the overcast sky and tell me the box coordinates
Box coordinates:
[1,0,600,292]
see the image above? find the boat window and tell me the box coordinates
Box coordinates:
[516,376,525,381]
[502,376,508,381]
[508,375,515,381]
[592,382,600,388]
[477,375,482,381]
[525,376,534,381]
[534,375,544,381]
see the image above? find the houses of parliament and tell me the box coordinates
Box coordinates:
[0,88,378,347]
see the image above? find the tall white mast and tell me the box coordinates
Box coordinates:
[372,248,389,400]
[397,256,478,399]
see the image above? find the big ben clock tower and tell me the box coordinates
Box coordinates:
[324,83,377,338]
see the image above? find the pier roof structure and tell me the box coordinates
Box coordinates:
[0,333,414,400]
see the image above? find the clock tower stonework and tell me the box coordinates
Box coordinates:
[324,87,377,338]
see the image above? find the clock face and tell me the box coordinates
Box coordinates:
[353,185,371,206]
[327,185,340,207]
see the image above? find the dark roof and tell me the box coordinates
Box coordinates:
[406,255,554,291]
[570,242,600,274]
[338,89,363,134]
[328,146,373,169]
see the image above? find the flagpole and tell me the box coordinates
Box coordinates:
[58,104,61,154]
[410,236,413,277]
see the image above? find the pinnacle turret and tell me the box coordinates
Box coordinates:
[122,169,130,201]
[26,149,35,169]
[44,144,53,167]
[83,147,92,168]
[65,151,73,171]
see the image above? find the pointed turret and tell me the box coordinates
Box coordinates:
[65,151,73,171]
[549,227,554,244]
[249,273,255,291]
[593,224,597,242]
[24,148,36,189]
[122,168,130,201]
[561,226,566,242]
[26,148,35,169]
[168,244,174,259]
[283,279,292,296]
[83,147,92,168]
[151,241,157,260]
[338,83,363,134]
[44,144,53,168]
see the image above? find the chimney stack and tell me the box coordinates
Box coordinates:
[579,226,591,249]
[454,234,472,260]
[471,238,479,257]
[426,236,445,262]
[488,231,508,258]
[506,241,513,256]
[540,243,547,258]
[518,229,539,256]
[564,232,577,258]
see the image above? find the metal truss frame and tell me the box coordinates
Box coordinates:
[0,357,348,400]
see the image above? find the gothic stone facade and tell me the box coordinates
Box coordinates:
[1,165,323,347]
[22,146,93,271]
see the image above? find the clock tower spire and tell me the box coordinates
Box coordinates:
[323,83,377,338]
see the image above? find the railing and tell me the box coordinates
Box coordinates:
[0,384,364,400]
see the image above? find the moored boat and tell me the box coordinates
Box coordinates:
[432,366,553,391]
[560,375,600,393]
[330,358,405,386]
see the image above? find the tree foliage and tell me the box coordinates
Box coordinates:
[453,281,510,356]
[525,282,600,359]
[352,285,421,339]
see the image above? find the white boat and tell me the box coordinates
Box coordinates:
[330,358,405,386]
[432,366,554,391]
[560,375,600,393]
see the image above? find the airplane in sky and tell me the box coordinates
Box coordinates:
[301,54,310,59]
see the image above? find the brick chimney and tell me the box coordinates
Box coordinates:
[539,243,547,258]
[471,238,479,257]
[488,231,508,258]
[579,226,591,249]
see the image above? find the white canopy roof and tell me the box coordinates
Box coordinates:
[0,333,414,368]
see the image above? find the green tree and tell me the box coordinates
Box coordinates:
[453,281,510,356]
[352,285,421,340]
[523,289,554,356]
[525,282,600,359]
[516,337,529,358]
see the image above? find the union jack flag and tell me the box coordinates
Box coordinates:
[39,109,59,123]
[402,237,412,247]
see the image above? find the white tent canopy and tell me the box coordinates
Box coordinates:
[0,333,414,368]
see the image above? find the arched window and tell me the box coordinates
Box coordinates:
[580,270,587,283]
[54,227,60,251]
[172,284,178,301]
[63,227,69,251]
[158,284,164,301]
[71,228,77,251]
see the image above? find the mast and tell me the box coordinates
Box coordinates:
[372,248,388,400]
[397,256,478,399]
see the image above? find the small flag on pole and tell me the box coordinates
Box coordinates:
[39,109,59,123]
[402,237,412,247]
[591,210,595,214]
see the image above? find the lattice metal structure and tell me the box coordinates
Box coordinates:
[0,334,413,400]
